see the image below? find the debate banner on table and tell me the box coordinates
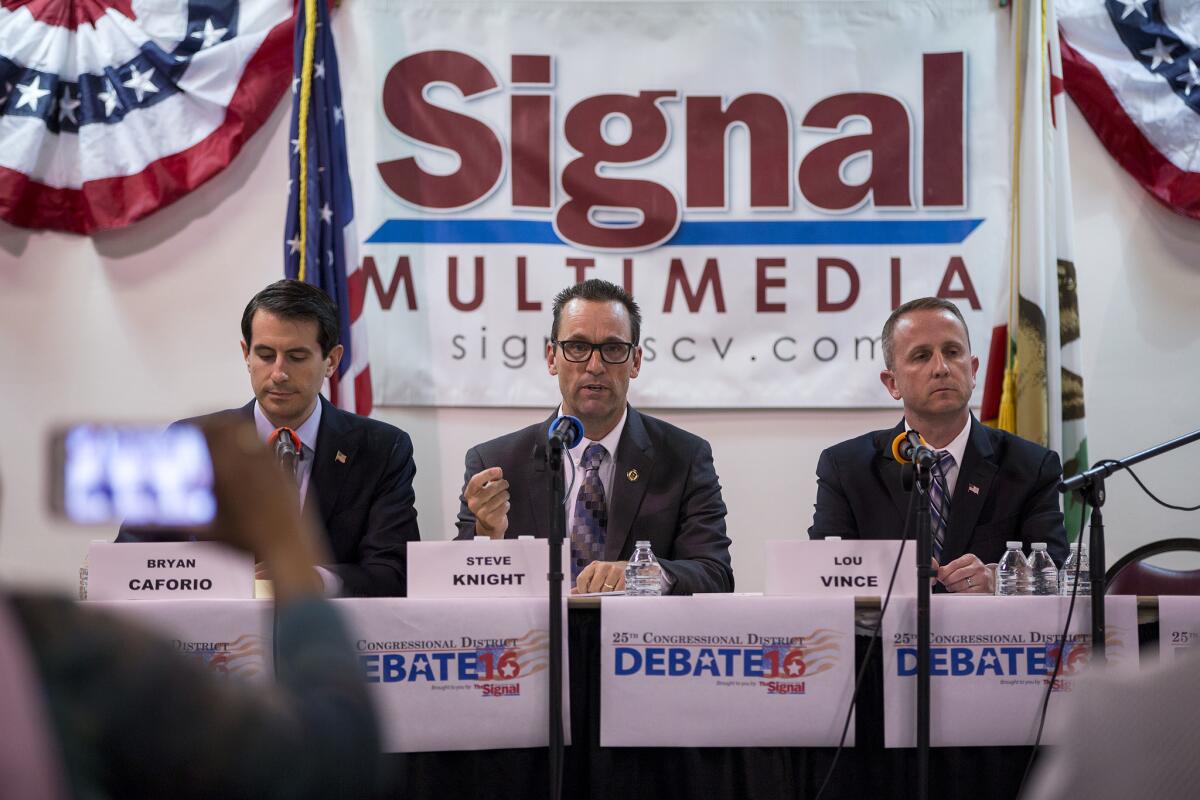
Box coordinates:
[334,598,570,753]
[1158,596,1200,663]
[93,599,273,682]
[335,0,1014,408]
[600,595,855,747]
[882,596,1139,748]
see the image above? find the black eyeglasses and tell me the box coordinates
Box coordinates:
[553,340,636,364]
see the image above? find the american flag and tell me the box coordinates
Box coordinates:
[0,0,292,233]
[283,0,372,415]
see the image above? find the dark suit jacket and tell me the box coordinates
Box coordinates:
[455,407,734,595]
[117,397,420,597]
[808,416,1069,568]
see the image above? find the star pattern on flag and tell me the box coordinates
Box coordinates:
[98,80,121,117]
[15,75,50,111]
[1140,37,1177,70]
[191,18,229,49]
[122,65,158,103]
[1176,59,1200,96]
[1116,0,1149,20]
[58,88,81,123]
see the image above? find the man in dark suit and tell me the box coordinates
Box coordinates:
[808,297,1068,592]
[456,280,733,596]
[118,280,419,597]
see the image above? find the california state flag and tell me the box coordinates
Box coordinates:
[980,0,1088,536]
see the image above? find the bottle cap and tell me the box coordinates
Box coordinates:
[1031,542,1047,550]
[1006,541,1022,549]
[825,536,843,541]
[635,540,651,547]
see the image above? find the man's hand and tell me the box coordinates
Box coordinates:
[937,553,994,594]
[573,561,628,594]
[464,467,510,539]
[203,420,328,603]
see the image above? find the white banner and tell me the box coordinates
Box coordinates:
[334,598,570,753]
[92,599,273,683]
[882,596,1139,747]
[1158,595,1200,663]
[336,0,1014,407]
[599,595,855,747]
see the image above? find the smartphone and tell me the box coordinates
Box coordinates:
[50,423,216,527]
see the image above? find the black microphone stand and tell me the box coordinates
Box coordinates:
[545,438,567,800]
[1059,427,1200,665]
[911,457,935,800]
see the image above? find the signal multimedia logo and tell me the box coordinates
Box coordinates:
[611,628,844,696]
[366,49,979,256]
[357,629,550,697]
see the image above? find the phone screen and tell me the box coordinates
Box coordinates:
[55,424,216,526]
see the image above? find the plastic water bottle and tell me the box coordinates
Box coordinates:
[624,541,663,596]
[996,541,1031,596]
[1060,542,1091,596]
[1028,542,1059,595]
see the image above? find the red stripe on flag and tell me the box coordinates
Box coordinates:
[354,366,373,417]
[1060,32,1200,220]
[980,324,1008,423]
[347,267,365,321]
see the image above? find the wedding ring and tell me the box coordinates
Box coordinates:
[966,575,974,588]
[603,583,615,590]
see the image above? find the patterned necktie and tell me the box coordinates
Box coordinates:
[928,450,955,563]
[570,443,608,581]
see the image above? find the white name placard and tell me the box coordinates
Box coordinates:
[1158,595,1200,663]
[334,597,570,752]
[407,538,562,598]
[766,539,916,597]
[90,599,273,682]
[882,596,1139,747]
[87,541,255,601]
[599,595,855,747]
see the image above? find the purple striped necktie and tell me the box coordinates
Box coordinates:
[570,443,608,581]
[928,450,955,563]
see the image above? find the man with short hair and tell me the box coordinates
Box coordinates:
[119,280,419,597]
[456,279,733,595]
[808,297,1069,592]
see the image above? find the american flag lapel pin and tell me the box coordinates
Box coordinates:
[335,451,348,464]
[968,483,980,495]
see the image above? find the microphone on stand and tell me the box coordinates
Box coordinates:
[548,415,585,449]
[268,427,302,480]
[892,430,936,470]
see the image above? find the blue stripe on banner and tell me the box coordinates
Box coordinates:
[364,218,984,246]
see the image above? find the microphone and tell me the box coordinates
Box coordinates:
[268,427,302,478]
[891,430,936,469]
[547,415,584,449]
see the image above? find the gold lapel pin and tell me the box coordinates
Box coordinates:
[335,451,348,464]
[626,469,639,482]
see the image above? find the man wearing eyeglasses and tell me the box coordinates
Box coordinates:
[455,279,734,596]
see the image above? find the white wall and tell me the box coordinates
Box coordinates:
[2,99,1198,594]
